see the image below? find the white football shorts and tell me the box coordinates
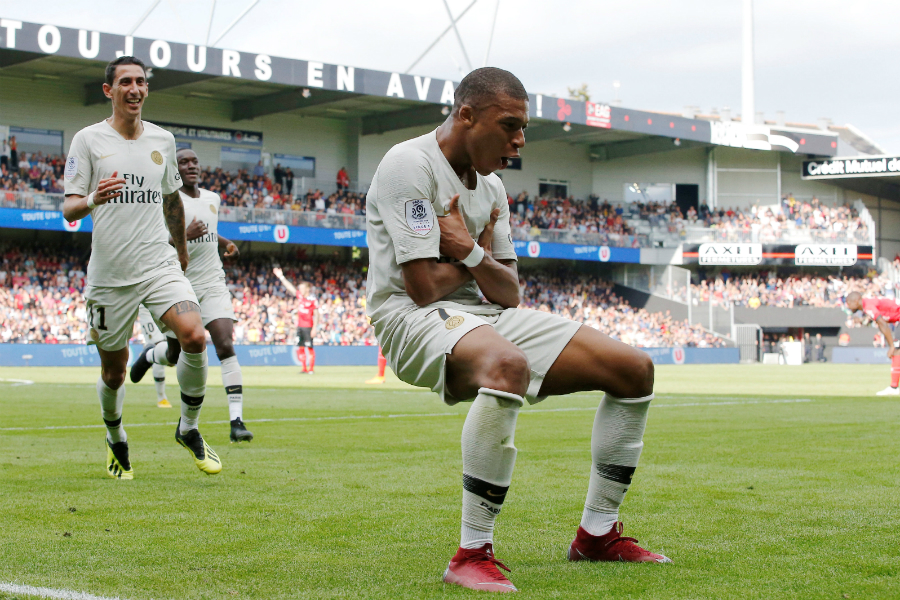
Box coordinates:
[192,281,236,327]
[137,304,167,345]
[380,306,581,406]
[83,262,199,351]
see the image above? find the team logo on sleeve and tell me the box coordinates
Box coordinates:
[405,199,434,235]
[64,156,78,180]
[150,150,164,165]
[209,204,217,214]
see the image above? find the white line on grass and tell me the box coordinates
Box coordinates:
[0,377,34,386]
[0,398,812,432]
[0,582,127,600]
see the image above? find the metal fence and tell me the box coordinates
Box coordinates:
[735,324,763,363]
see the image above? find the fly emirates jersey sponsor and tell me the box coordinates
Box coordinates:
[364,130,517,335]
[64,120,181,287]
[296,295,317,328]
[862,298,900,324]
[181,188,225,289]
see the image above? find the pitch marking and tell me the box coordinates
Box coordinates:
[0,377,34,386]
[0,399,812,432]
[0,581,127,600]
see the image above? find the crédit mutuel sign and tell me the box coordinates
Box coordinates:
[802,155,900,179]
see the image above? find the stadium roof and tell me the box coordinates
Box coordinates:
[0,17,844,159]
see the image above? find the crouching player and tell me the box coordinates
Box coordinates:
[365,67,669,594]
[131,149,253,442]
[845,291,900,396]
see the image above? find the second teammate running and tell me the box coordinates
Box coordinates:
[131,149,253,442]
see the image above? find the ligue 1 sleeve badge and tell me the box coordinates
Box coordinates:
[405,199,434,235]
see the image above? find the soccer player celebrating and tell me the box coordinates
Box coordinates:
[273,269,319,374]
[845,291,900,395]
[130,149,253,442]
[138,305,171,408]
[63,57,220,478]
[366,67,668,593]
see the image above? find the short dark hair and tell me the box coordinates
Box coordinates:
[453,67,528,113]
[105,56,147,86]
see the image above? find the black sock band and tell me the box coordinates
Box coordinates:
[225,385,243,395]
[463,474,510,505]
[180,392,204,407]
[103,417,122,428]
[595,463,636,485]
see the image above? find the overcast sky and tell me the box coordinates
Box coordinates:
[2,0,898,151]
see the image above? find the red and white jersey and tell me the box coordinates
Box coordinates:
[296,294,318,328]
[862,298,900,324]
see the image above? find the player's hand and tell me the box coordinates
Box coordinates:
[476,208,501,256]
[224,242,239,260]
[93,171,126,206]
[888,346,895,359]
[178,249,189,273]
[273,267,284,279]
[185,217,208,241]
[438,194,475,261]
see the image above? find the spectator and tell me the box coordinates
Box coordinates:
[0,138,8,170]
[284,168,294,196]
[253,160,265,178]
[815,333,826,362]
[336,166,350,191]
[8,136,16,172]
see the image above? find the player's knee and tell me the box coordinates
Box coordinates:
[624,351,654,398]
[101,367,126,390]
[483,348,530,397]
[179,326,207,354]
[215,341,235,361]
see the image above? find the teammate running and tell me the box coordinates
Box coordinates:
[138,305,171,407]
[63,56,220,479]
[366,67,669,593]
[273,269,319,374]
[130,149,253,442]
[845,291,900,395]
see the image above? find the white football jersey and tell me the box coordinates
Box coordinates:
[64,120,181,287]
[180,187,226,289]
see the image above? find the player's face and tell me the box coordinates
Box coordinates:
[104,65,148,118]
[464,94,527,176]
[298,283,310,296]
[177,151,200,185]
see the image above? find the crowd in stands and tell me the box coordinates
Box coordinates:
[691,270,894,309]
[0,150,67,197]
[0,242,725,348]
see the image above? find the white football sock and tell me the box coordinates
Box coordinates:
[220,356,243,421]
[97,377,126,444]
[152,363,167,401]
[151,342,172,366]
[176,350,208,433]
[581,393,652,536]
[459,388,524,549]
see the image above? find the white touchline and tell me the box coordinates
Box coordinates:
[0,581,128,600]
[0,377,34,386]
[0,398,812,432]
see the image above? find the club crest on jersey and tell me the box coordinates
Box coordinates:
[150,150,163,165]
[209,204,217,214]
[405,199,434,235]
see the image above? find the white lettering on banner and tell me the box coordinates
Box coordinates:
[0,19,22,48]
[77,30,99,58]
[237,224,272,234]
[698,243,762,265]
[572,246,597,255]
[222,50,241,76]
[535,94,543,118]
[333,230,365,240]
[149,40,171,68]
[804,156,900,179]
[186,44,206,72]
[586,102,611,128]
[386,72,404,98]
[337,65,354,91]
[795,244,857,266]
[115,35,133,59]
[414,76,431,101]
[307,61,324,87]
[440,80,454,105]
[37,24,60,54]
[21,211,56,222]
[254,54,272,81]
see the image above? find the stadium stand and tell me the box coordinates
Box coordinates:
[0,242,725,348]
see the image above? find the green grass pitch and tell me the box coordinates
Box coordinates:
[0,364,898,599]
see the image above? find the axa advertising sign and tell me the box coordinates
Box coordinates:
[697,243,763,265]
[794,244,857,266]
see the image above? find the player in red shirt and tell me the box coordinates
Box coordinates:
[845,292,900,395]
[274,268,319,374]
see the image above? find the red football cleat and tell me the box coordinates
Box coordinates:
[568,522,672,563]
[443,543,518,593]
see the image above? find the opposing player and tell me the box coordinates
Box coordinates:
[366,68,668,593]
[138,305,171,408]
[273,269,318,374]
[63,56,220,478]
[845,291,900,395]
[130,149,253,442]
[366,347,387,384]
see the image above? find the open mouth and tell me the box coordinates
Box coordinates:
[499,155,517,170]
[126,98,142,108]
